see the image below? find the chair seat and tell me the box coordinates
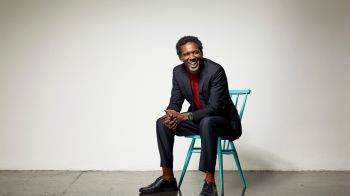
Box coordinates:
[186,134,232,141]
[185,135,201,139]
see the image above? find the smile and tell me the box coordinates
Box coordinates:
[186,59,200,73]
[188,60,198,68]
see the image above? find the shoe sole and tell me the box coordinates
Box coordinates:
[140,187,178,194]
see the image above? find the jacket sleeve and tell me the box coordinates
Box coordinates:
[166,69,184,112]
[192,67,229,122]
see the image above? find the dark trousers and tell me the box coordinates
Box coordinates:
[156,116,236,174]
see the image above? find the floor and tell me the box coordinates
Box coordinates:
[0,171,349,196]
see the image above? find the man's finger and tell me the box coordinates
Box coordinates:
[168,119,176,126]
[170,122,177,130]
[165,110,175,117]
[165,119,176,127]
[165,121,172,128]
[172,117,178,123]
[168,122,176,130]
[162,115,170,121]
[164,119,172,125]
[164,110,171,115]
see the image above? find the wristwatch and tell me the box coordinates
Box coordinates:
[188,112,193,121]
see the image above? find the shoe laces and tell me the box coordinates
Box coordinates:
[149,176,163,187]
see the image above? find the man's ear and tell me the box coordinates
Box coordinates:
[178,55,184,62]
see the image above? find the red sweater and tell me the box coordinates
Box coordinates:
[189,73,202,110]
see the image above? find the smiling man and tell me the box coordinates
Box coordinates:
[139,36,242,196]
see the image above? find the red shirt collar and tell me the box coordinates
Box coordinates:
[189,73,199,81]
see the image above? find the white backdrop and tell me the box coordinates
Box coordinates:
[1,0,349,171]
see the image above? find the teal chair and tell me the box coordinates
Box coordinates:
[178,89,251,194]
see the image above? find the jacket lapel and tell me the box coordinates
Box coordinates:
[179,65,193,104]
[198,59,207,95]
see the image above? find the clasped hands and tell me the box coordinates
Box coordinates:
[161,109,189,130]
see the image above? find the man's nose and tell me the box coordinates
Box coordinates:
[189,53,195,59]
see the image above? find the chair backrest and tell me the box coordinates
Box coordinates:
[229,89,251,120]
[221,89,251,150]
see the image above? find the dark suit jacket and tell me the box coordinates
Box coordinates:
[167,58,242,141]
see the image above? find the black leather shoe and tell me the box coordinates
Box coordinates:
[139,176,178,194]
[200,181,218,196]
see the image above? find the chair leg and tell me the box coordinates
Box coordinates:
[178,138,196,189]
[217,137,224,195]
[230,142,247,188]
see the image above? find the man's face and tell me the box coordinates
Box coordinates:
[179,42,203,74]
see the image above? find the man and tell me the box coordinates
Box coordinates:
[139,36,242,196]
